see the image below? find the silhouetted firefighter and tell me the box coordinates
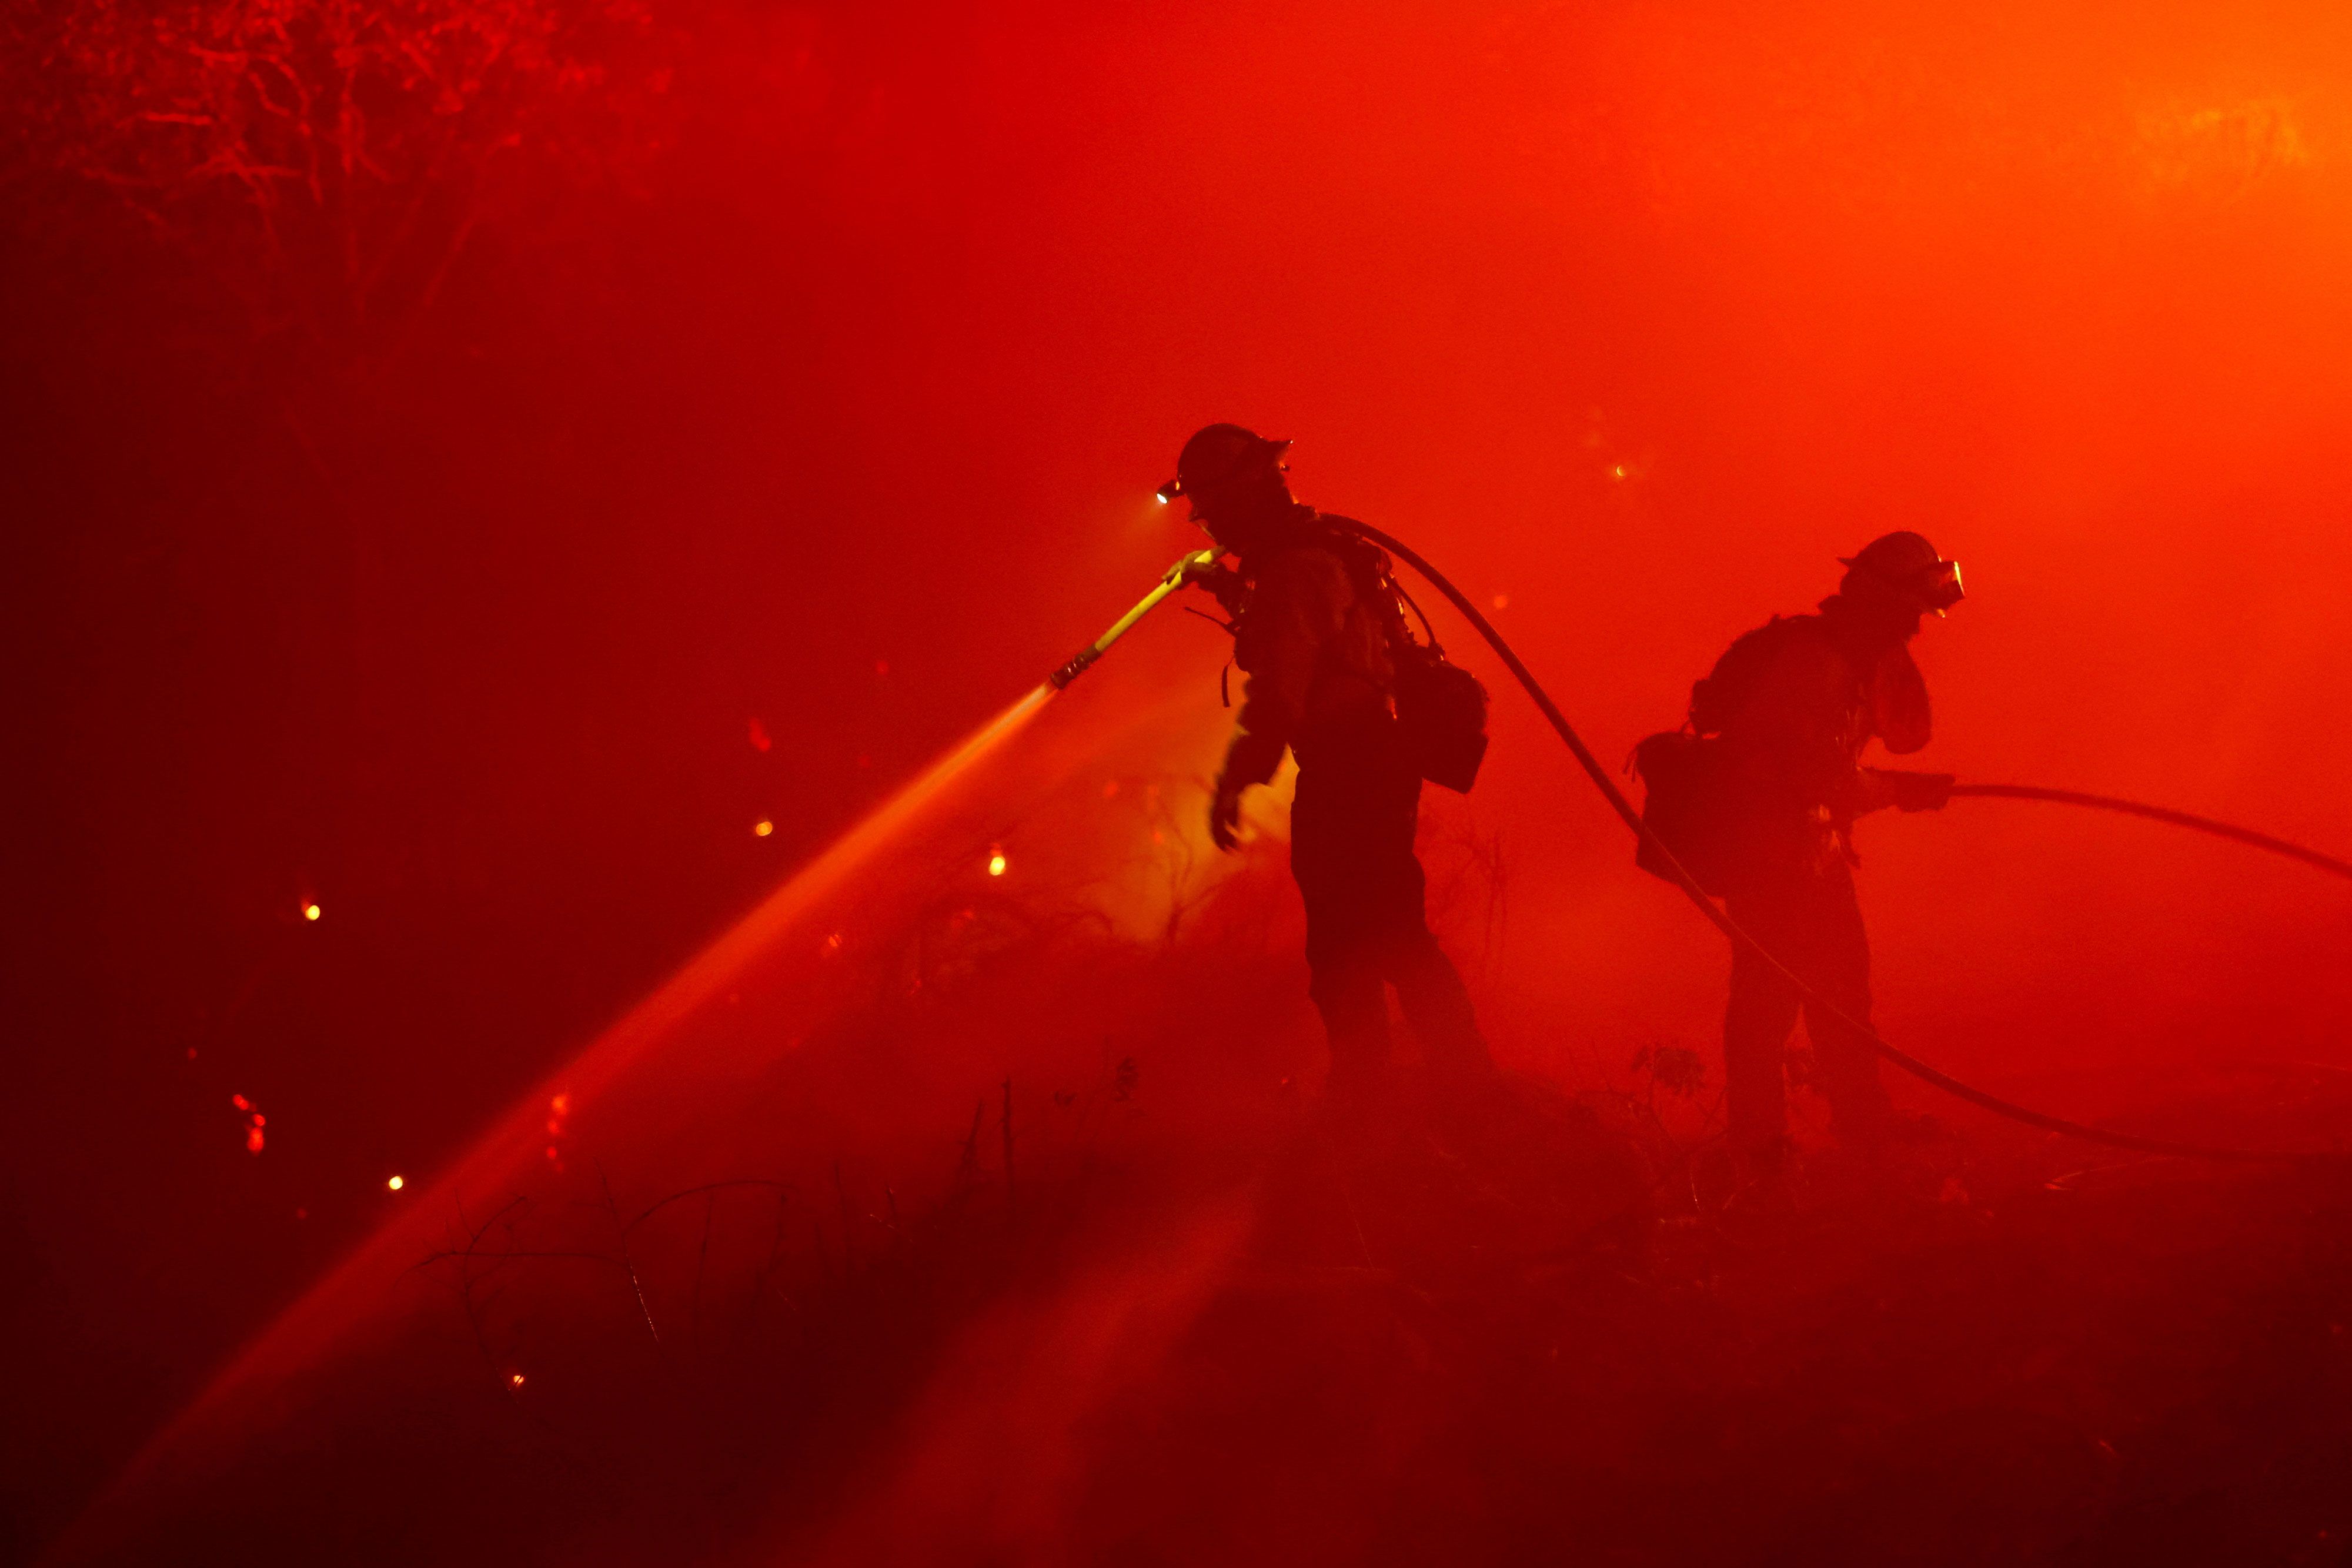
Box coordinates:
[1161,424,1494,1099]
[1636,532,1966,1172]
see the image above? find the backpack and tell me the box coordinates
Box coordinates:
[1690,616,1802,738]
[1630,617,1805,895]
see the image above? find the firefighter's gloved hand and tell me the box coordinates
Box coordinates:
[1886,770,1956,813]
[1208,777,1245,852]
[1191,562,1248,619]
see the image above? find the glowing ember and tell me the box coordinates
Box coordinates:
[149,682,1058,1466]
[1492,593,1510,611]
[302,902,322,921]
[232,1094,265,1154]
[987,848,1007,877]
[754,819,774,837]
[544,1092,571,1172]
[507,1372,526,1389]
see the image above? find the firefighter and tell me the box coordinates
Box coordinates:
[1162,424,1493,1098]
[1701,531,1964,1171]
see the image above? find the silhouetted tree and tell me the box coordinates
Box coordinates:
[6,0,678,367]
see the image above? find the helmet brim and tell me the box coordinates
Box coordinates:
[1841,552,1964,613]
[1170,435,1290,502]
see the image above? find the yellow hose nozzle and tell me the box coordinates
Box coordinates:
[1048,548,1221,690]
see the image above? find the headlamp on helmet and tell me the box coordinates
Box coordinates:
[1160,423,1290,505]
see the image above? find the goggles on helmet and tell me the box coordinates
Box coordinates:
[1843,532,1966,617]
[1918,558,1965,613]
[1900,561,1957,616]
[1863,557,1965,616]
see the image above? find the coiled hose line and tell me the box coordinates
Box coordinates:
[1332,519,2345,1165]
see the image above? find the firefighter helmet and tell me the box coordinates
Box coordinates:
[1158,424,1290,503]
[1841,531,1965,614]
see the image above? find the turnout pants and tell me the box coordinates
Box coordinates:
[1722,856,1893,1153]
[1289,740,1491,1089]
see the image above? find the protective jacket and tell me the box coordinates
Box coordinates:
[1709,597,1930,876]
[1218,509,1398,791]
[1210,504,1490,1085]
[1706,595,1925,1153]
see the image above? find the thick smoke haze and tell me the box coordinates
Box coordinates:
[6,0,2350,1559]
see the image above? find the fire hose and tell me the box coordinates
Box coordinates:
[1340,521,2352,1164]
[1945,784,2352,883]
[1053,529,2348,1162]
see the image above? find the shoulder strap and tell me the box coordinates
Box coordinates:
[1311,515,1425,661]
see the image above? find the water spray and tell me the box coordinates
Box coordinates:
[116,522,2350,1527]
[1050,548,1222,690]
[118,676,1066,1483]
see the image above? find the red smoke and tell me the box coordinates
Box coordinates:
[12,1,2352,1561]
